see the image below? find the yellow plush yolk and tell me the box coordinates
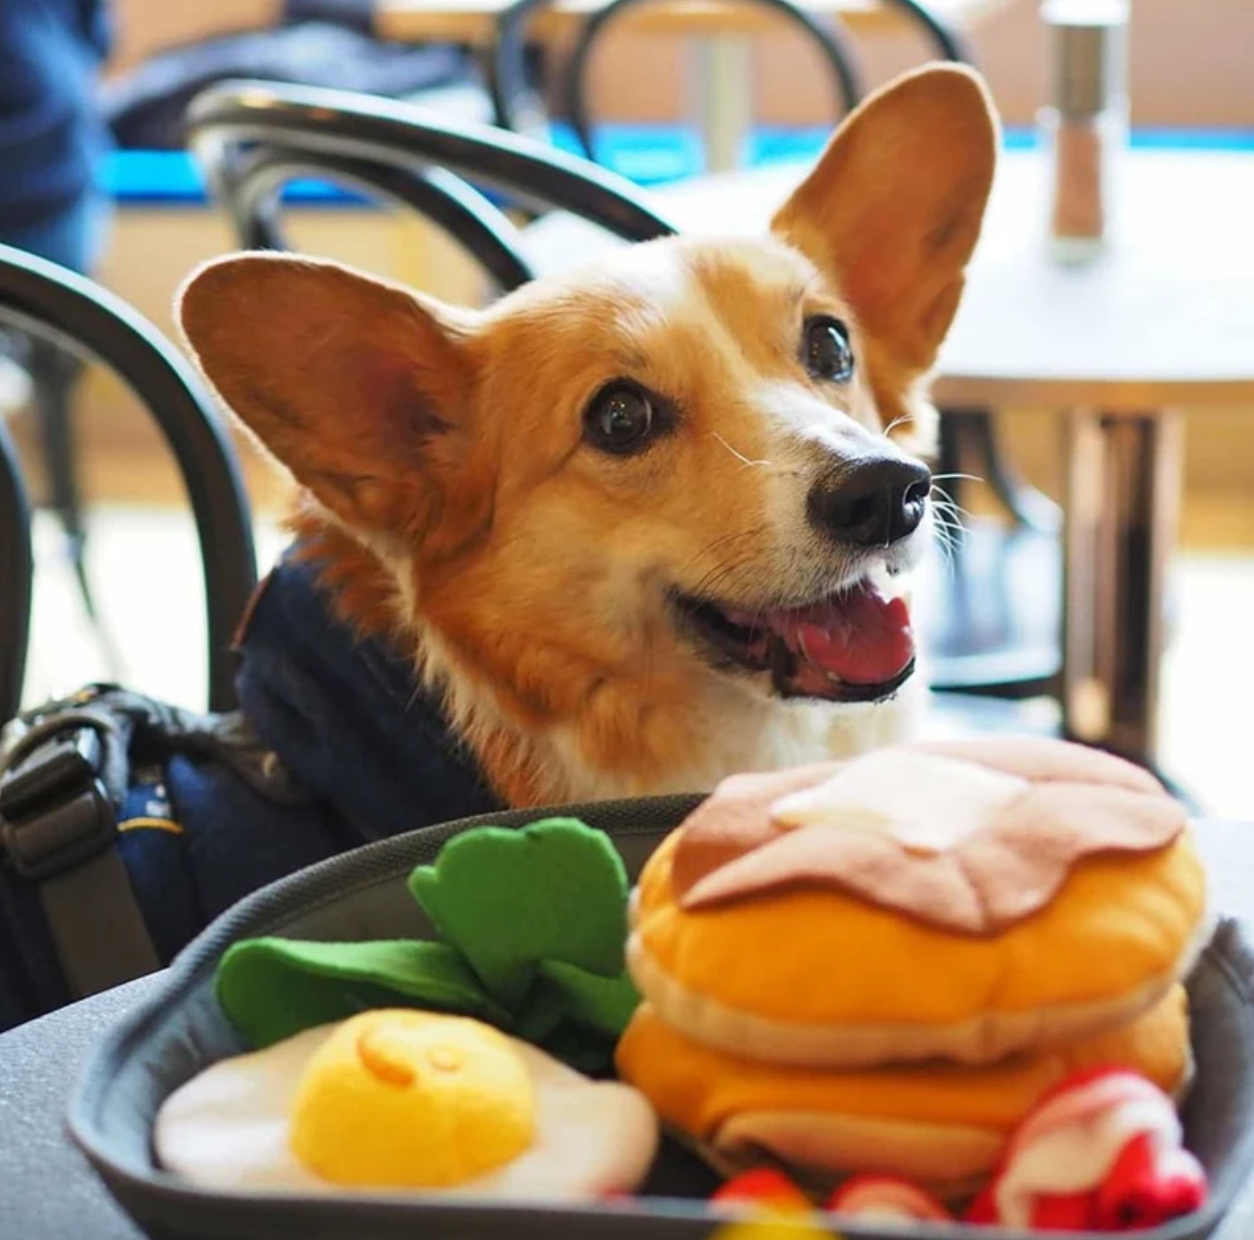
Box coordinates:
[289,1011,536,1188]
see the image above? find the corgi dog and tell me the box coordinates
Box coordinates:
[175,64,998,810]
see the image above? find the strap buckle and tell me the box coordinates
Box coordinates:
[0,726,116,881]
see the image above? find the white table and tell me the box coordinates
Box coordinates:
[524,147,1254,761]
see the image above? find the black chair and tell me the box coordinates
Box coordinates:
[185,80,1065,728]
[0,244,260,717]
[488,0,862,147]
[555,0,965,161]
[0,412,33,724]
[186,79,677,268]
[0,308,101,634]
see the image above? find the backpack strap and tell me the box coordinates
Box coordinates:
[0,683,314,1003]
[0,696,160,999]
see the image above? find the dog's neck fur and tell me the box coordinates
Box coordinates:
[292,515,922,808]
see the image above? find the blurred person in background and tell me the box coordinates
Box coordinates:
[0,0,112,275]
[0,0,113,618]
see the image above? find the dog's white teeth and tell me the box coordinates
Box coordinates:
[868,561,909,598]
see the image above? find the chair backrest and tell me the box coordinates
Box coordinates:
[0,245,259,717]
[873,0,975,60]
[0,414,33,723]
[490,0,974,161]
[216,144,540,291]
[184,79,682,293]
[488,0,862,152]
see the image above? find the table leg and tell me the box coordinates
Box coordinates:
[691,36,753,173]
[1061,409,1184,761]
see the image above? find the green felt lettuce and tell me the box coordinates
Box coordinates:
[213,817,641,1072]
[215,937,511,1049]
[408,817,631,1008]
[536,959,641,1036]
[507,961,642,1075]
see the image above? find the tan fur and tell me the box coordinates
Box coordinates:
[177,65,998,808]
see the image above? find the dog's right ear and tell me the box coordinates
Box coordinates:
[771,64,998,384]
[177,253,478,540]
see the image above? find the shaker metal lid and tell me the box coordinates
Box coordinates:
[1041,0,1129,116]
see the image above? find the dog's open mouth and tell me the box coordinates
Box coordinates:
[675,579,916,703]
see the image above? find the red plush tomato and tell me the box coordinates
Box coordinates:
[712,1168,813,1213]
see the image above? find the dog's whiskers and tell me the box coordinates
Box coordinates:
[930,520,959,570]
[927,481,968,575]
[711,432,773,470]
[930,472,984,485]
[687,558,759,605]
[929,482,971,514]
[930,502,968,528]
[680,525,773,591]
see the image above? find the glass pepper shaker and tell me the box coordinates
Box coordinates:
[1038,0,1130,264]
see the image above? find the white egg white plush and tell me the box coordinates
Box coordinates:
[155,1010,659,1201]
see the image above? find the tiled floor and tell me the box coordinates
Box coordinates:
[21,498,1254,821]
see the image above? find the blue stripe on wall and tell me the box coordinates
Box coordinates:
[103,123,1254,207]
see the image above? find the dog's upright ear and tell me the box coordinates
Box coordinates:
[177,253,478,542]
[771,64,998,380]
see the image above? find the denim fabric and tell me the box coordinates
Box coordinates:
[233,548,503,841]
[0,191,109,274]
[0,0,111,235]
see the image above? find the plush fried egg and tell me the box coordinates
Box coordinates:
[156,1010,659,1201]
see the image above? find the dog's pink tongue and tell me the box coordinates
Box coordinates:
[783,583,914,685]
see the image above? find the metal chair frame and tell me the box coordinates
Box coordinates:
[0,245,259,716]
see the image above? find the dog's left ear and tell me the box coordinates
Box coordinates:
[771,64,998,378]
[177,253,480,545]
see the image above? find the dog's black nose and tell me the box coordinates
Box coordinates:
[807,456,932,547]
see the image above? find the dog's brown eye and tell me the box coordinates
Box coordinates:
[803,316,854,382]
[584,383,657,455]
